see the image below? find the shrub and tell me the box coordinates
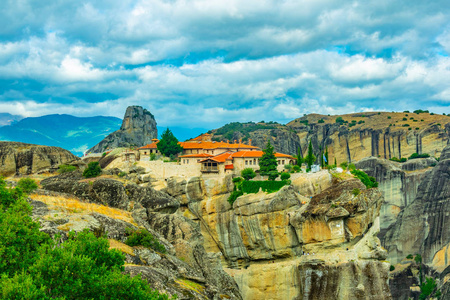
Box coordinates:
[352,188,360,196]
[241,168,256,181]
[390,265,395,271]
[292,165,301,172]
[406,254,414,259]
[415,254,422,264]
[280,172,291,181]
[340,161,348,169]
[409,153,430,159]
[102,152,107,157]
[335,117,344,124]
[284,164,293,171]
[228,190,244,205]
[350,169,378,188]
[125,229,166,253]
[267,171,279,181]
[241,180,288,194]
[387,116,391,119]
[318,119,325,123]
[402,117,407,121]
[150,153,157,161]
[419,277,438,300]
[390,157,407,163]
[402,124,410,127]
[17,178,38,194]
[348,163,356,171]
[58,164,77,173]
[83,162,102,178]
[118,171,126,177]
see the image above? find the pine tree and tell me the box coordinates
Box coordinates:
[259,140,278,177]
[296,147,303,166]
[325,147,329,166]
[157,128,183,157]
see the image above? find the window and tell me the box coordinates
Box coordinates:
[282,160,285,165]
[249,160,252,165]
[187,159,189,164]
[144,152,147,155]
[245,160,248,165]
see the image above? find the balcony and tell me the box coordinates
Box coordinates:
[201,167,219,173]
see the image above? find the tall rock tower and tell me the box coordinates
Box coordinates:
[88,106,157,153]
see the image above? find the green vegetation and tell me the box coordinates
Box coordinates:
[241,180,288,194]
[284,164,293,172]
[390,265,395,271]
[227,190,244,205]
[352,188,360,196]
[0,178,171,300]
[402,124,410,127]
[350,169,378,188]
[241,168,256,181]
[280,172,291,181]
[292,165,301,172]
[259,141,278,179]
[335,117,345,124]
[419,277,439,300]
[125,228,166,253]
[83,161,102,178]
[296,147,304,166]
[157,128,183,157]
[118,171,127,177]
[150,153,157,161]
[390,157,407,163]
[58,164,77,173]
[102,152,107,157]
[17,178,38,194]
[409,153,430,159]
[318,118,325,123]
[402,117,407,121]
[387,116,391,119]
[406,254,414,259]
[305,140,316,172]
[340,161,348,169]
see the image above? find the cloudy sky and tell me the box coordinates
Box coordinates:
[0,0,449,128]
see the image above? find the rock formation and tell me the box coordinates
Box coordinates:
[355,156,433,238]
[88,106,157,153]
[0,141,79,176]
[383,144,450,266]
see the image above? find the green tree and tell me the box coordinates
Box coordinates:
[259,140,278,176]
[305,140,316,171]
[17,178,38,194]
[83,161,102,178]
[267,170,279,181]
[296,147,303,166]
[157,128,183,157]
[241,168,256,181]
[280,172,290,181]
[325,147,329,166]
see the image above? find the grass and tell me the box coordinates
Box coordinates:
[175,278,205,295]
[29,194,137,226]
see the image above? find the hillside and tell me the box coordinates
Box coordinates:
[209,111,450,162]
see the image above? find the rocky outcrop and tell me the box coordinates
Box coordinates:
[383,145,450,265]
[40,173,179,214]
[88,106,157,153]
[0,141,79,176]
[355,157,432,238]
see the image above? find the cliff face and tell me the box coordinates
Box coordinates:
[165,172,391,299]
[0,141,79,176]
[383,145,450,266]
[288,112,449,164]
[88,106,157,153]
[355,156,433,238]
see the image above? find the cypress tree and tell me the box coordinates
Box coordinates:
[157,128,183,157]
[305,140,316,171]
[259,140,278,176]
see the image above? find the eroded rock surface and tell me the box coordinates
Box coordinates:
[0,141,79,176]
[88,106,157,153]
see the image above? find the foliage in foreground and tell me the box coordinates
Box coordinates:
[17,178,38,194]
[0,178,172,300]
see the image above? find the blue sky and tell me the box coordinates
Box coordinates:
[0,0,449,128]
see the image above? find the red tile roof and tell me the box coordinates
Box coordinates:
[199,152,234,163]
[231,151,296,159]
[139,142,158,149]
[179,141,258,150]
[178,153,213,158]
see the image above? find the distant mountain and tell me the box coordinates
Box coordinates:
[0,114,122,156]
[0,113,210,156]
[0,113,23,126]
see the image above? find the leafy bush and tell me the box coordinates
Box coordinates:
[402,124,410,127]
[292,165,301,172]
[402,117,407,121]
[415,254,422,264]
[83,162,102,178]
[352,188,360,196]
[409,153,430,159]
[17,178,38,194]
[228,190,244,205]
[284,164,293,171]
[335,117,344,124]
[350,169,378,188]
[241,168,256,181]
[390,265,395,271]
[118,171,127,177]
[280,172,291,181]
[125,229,166,253]
[419,277,438,300]
[58,164,76,173]
[348,163,356,171]
[406,254,414,259]
[387,116,391,119]
[318,119,325,123]
[267,171,279,181]
[340,161,348,169]
[102,152,107,157]
[150,153,157,161]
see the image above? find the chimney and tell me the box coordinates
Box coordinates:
[248,139,252,146]
[234,140,237,144]
[239,138,242,144]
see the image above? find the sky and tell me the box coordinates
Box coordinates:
[0,0,449,128]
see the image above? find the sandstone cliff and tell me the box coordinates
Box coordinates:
[355,156,434,239]
[164,171,391,299]
[383,144,450,267]
[0,141,79,176]
[88,106,157,153]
